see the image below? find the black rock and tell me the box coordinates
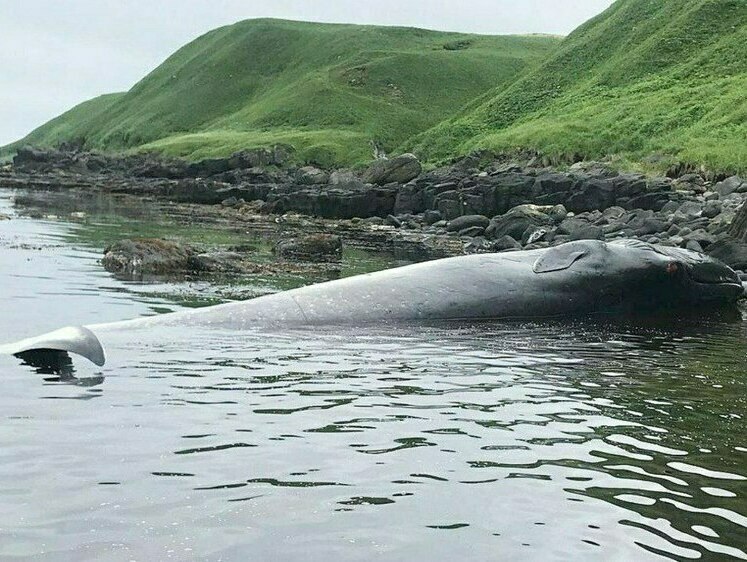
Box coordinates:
[423,210,443,225]
[362,154,422,185]
[491,235,522,252]
[102,238,195,276]
[706,238,747,270]
[446,214,490,232]
[485,205,551,240]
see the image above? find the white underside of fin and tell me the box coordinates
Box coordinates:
[0,326,106,366]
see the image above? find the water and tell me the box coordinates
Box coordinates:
[0,191,745,561]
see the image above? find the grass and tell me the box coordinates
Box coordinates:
[3,18,557,167]
[409,0,747,175]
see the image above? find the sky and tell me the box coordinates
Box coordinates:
[0,0,615,146]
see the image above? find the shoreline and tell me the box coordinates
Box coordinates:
[2,147,746,274]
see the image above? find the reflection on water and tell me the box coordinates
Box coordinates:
[1,191,746,560]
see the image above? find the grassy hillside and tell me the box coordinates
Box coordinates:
[410,0,747,174]
[4,19,558,167]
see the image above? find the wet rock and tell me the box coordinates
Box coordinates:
[273,234,343,262]
[363,153,422,185]
[189,251,247,273]
[102,238,195,275]
[446,214,490,232]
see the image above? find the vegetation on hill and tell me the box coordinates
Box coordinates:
[3,19,558,167]
[410,0,747,174]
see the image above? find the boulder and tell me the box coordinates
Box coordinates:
[102,238,195,275]
[329,170,361,187]
[446,214,490,232]
[394,184,426,215]
[625,191,675,212]
[485,205,552,240]
[682,229,717,249]
[363,154,422,185]
[273,234,343,262]
[459,226,486,237]
[188,251,246,273]
[522,226,548,245]
[491,235,522,252]
[186,157,232,177]
[729,202,747,241]
[702,200,723,219]
[565,178,616,212]
[296,166,329,185]
[568,225,605,241]
[706,238,747,271]
[714,176,745,197]
[423,210,443,225]
[548,204,568,224]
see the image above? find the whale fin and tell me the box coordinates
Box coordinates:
[0,326,106,367]
[533,247,587,273]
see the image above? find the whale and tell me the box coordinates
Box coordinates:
[2,239,744,368]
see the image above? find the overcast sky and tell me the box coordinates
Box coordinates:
[0,0,615,146]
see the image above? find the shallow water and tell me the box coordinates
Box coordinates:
[0,191,746,561]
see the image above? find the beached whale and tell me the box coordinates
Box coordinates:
[2,239,744,368]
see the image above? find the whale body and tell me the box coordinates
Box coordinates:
[2,239,744,367]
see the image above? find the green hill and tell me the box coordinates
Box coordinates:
[410,0,747,174]
[4,19,558,167]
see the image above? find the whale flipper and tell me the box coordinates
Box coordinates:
[0,326,106,367]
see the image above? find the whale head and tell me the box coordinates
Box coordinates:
[533,239,744,310]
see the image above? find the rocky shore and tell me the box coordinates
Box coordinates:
[3,146,747,275]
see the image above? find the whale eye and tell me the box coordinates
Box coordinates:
[533,248,588,273]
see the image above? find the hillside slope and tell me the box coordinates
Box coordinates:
[410,0,747,173]
[5,19,558,167]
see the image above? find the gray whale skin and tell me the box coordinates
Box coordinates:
[2,239,744,367]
